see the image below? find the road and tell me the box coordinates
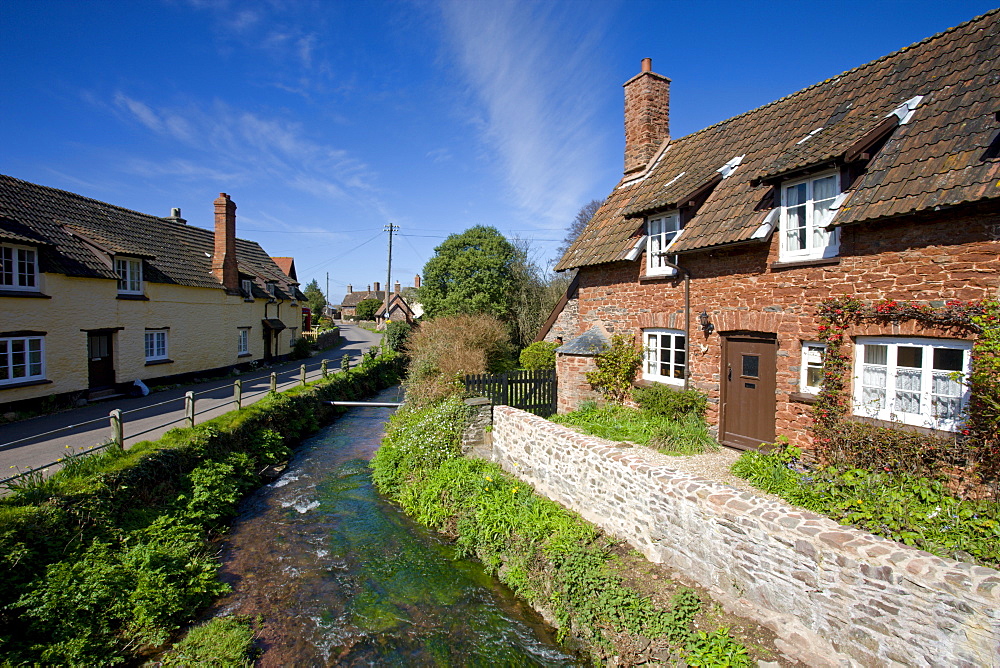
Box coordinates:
[0,324,382,482]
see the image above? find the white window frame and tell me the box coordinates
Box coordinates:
[779,171,840,261]
[853,337,971,431]
[237,328,250,355]
[288,327,298,348]
[115,257,143,294]
[241,279,253,298]
[800,342,826,394]
[642,328,686,386]
[0,244,38,291]
[0,335,45,385]
[144,330,168,362]
[645,212,681,277]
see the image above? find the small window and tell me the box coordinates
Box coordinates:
[854,337,971,431]
[779,172,840,261]
[801,342,826,394]
[115,257,143,294]
[288,328,297,348]
[241,279,253,298]
[266,283,275,296]
[643,329,686,385]
[0,244,38,290]
[144,330,168,362]
[0,336,45,384]
[646,213,681,277]
[237,328,250,355]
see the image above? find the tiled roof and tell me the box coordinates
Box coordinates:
[272,257,297,281]
[340,290,386,307]
[0,174,299,297]
[556,9,1000,270]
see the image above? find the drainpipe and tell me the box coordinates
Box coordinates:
[660,259,691,391]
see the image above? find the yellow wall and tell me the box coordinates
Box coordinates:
[1,272,300,403]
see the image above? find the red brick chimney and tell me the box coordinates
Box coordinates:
[394,281,401,294]
[623,58,671,175]
[373,281,381,293]
[414,274,421,289]
[212,193,239,293]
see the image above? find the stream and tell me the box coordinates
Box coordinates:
[211,386,579,666]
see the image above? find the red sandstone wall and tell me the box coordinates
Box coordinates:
[558,211,1000,447]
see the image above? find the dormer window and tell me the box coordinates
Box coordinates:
[779,172,840,261]
[646,212,681,277]
[241,279,253,298]
[115,257,143,294]
[266,282,275,296]
[1,244,38,291]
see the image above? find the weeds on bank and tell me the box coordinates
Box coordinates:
[370,398,750,665]
[551,402,719,455]
[732,442,1000,568]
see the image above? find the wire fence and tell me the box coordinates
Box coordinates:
[0,354,362,487]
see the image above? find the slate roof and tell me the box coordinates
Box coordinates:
[556,10,1000,271]
[557,327,610,356]
[0,174,301,298]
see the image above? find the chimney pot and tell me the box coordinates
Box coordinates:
[641,57,652,72]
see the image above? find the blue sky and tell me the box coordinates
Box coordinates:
[2,0,996,300]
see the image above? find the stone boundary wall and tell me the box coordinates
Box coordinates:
[491,406,1000,667]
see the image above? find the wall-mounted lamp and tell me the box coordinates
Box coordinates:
[698,310,715,334]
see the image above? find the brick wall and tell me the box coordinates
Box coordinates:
[491,406,1000,667]
[556,210,1000,447]
[555,353,601,413]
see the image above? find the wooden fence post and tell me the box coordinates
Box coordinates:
[300,364,307,386]
[185,391,195,428]
[270,372,277,393]
[321,359,329,379]
[234,379,242,410]
[109,409,123,449]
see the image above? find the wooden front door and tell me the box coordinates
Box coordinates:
[721,336,776,450]
[87,333,115,389]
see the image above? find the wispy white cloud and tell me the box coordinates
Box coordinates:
[436,0,616,231]
[111,92,391,218]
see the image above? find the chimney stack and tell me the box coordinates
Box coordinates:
[414,274,421,289]
[394,281,401,294]
[623,58,671,175]
[347,284,353,294]
[212,193,239,293]
[373,281,381,293]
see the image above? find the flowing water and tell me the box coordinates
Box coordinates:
[212,387,579,666]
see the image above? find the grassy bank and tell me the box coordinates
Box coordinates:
[370,397,752,666]
[0,351,403,666]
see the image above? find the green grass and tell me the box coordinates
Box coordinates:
[550,403,719,455]
[160,616,257,666]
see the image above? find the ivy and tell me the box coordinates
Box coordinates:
[812,297,1000,489]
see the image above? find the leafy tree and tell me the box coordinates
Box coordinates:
[553,199,604,264]
[303,279,327,320]
[419,226,522,320]
[355,298,381,320]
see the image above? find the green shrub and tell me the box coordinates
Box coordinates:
[518,341,559,370]
[384,320,413,352]
[585,334,641,404]
[634,384,708,419]
[355,298,382,320]
[289,336,312,360]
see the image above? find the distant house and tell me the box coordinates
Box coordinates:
[375,282,416,325]
[338,283,386,319]
[543,11,1000,450]
[0,175,305,409]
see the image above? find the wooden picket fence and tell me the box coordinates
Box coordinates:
[463,368,557,417]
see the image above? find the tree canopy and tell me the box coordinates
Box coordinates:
[419,225,522,321]
[355,298,381,320]
[303,279,327,318]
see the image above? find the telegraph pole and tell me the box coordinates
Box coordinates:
[384,224,399,321]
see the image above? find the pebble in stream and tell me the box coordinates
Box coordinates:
[211,387,580,666]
